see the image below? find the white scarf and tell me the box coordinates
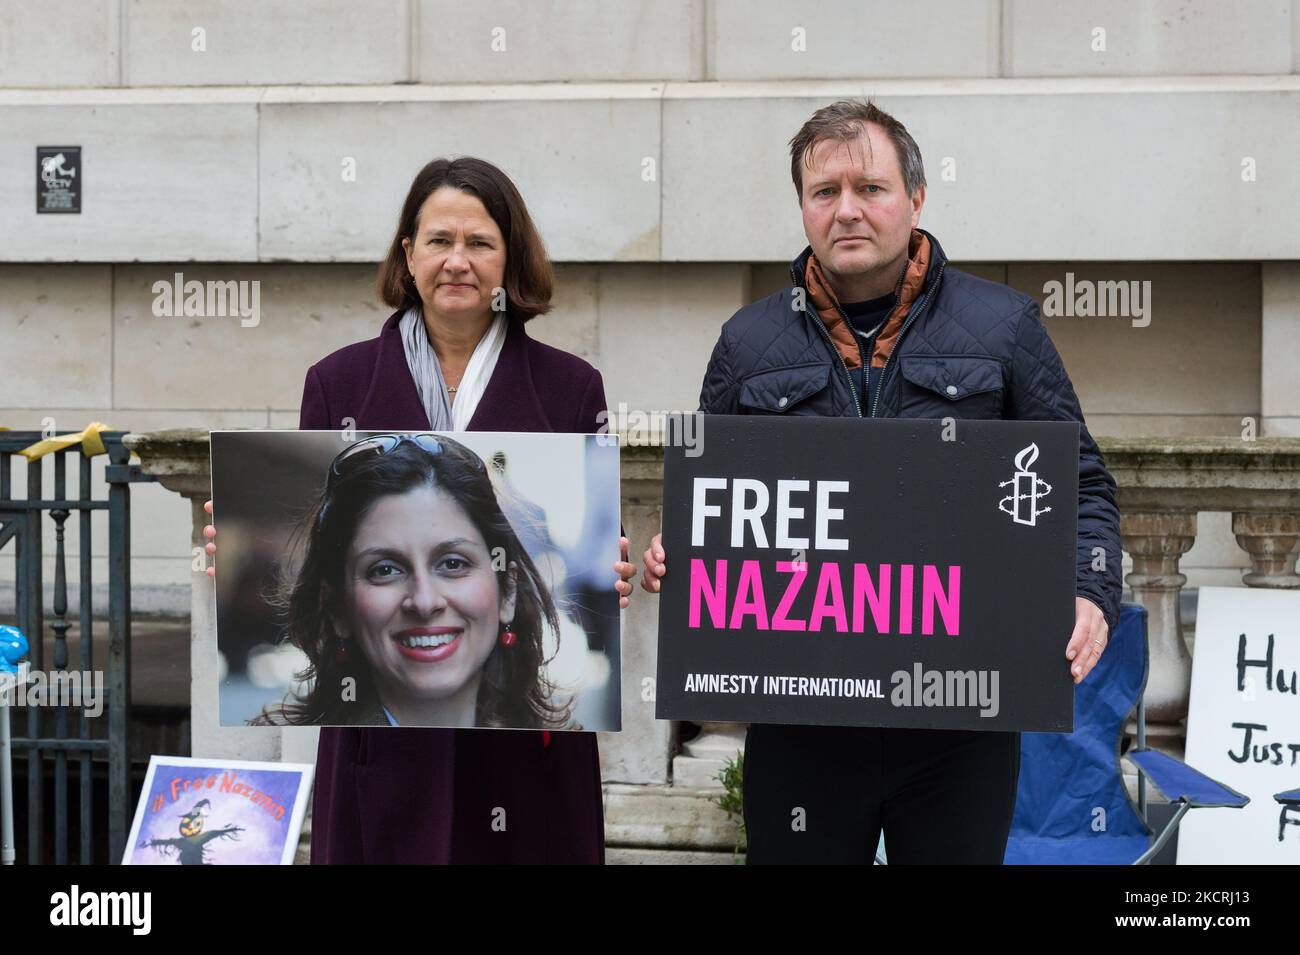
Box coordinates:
[398,306,508,431]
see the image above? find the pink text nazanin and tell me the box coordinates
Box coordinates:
[687,477,961,636]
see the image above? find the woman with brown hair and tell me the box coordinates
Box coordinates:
[206,156,635,863]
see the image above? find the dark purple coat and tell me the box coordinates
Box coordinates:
[299,307,608,864]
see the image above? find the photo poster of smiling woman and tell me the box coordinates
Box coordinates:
[209,430,622,732]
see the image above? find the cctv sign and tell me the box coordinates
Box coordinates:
[37,146,81,214]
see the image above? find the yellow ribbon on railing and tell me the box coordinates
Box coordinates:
[17,422,115,460]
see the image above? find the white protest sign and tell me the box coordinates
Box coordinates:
[1178,587,1300,864]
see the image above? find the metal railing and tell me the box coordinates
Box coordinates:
[0,430,154,863]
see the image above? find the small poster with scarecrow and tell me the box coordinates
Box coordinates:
[123,755,314,865]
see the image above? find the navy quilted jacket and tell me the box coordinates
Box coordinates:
[696,229,1123,633]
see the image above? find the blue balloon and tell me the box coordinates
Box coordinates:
[0,624,28,674]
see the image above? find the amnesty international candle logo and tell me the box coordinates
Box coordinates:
[999,442,1053,526]
[655,415,1079,733]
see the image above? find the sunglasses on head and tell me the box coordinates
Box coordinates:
[317,433,486,526]
[327,432,457,478]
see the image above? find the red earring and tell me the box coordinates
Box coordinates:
[335,642,349,664]
[499,622,517,647]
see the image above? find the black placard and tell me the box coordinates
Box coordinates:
[37,145,81,213]
[654,415,1079,732]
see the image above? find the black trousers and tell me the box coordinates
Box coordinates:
[742,723,1021,864]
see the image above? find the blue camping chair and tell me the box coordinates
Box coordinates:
[1004,602,1249,864]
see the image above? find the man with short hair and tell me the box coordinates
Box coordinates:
[641,100,1122,864]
